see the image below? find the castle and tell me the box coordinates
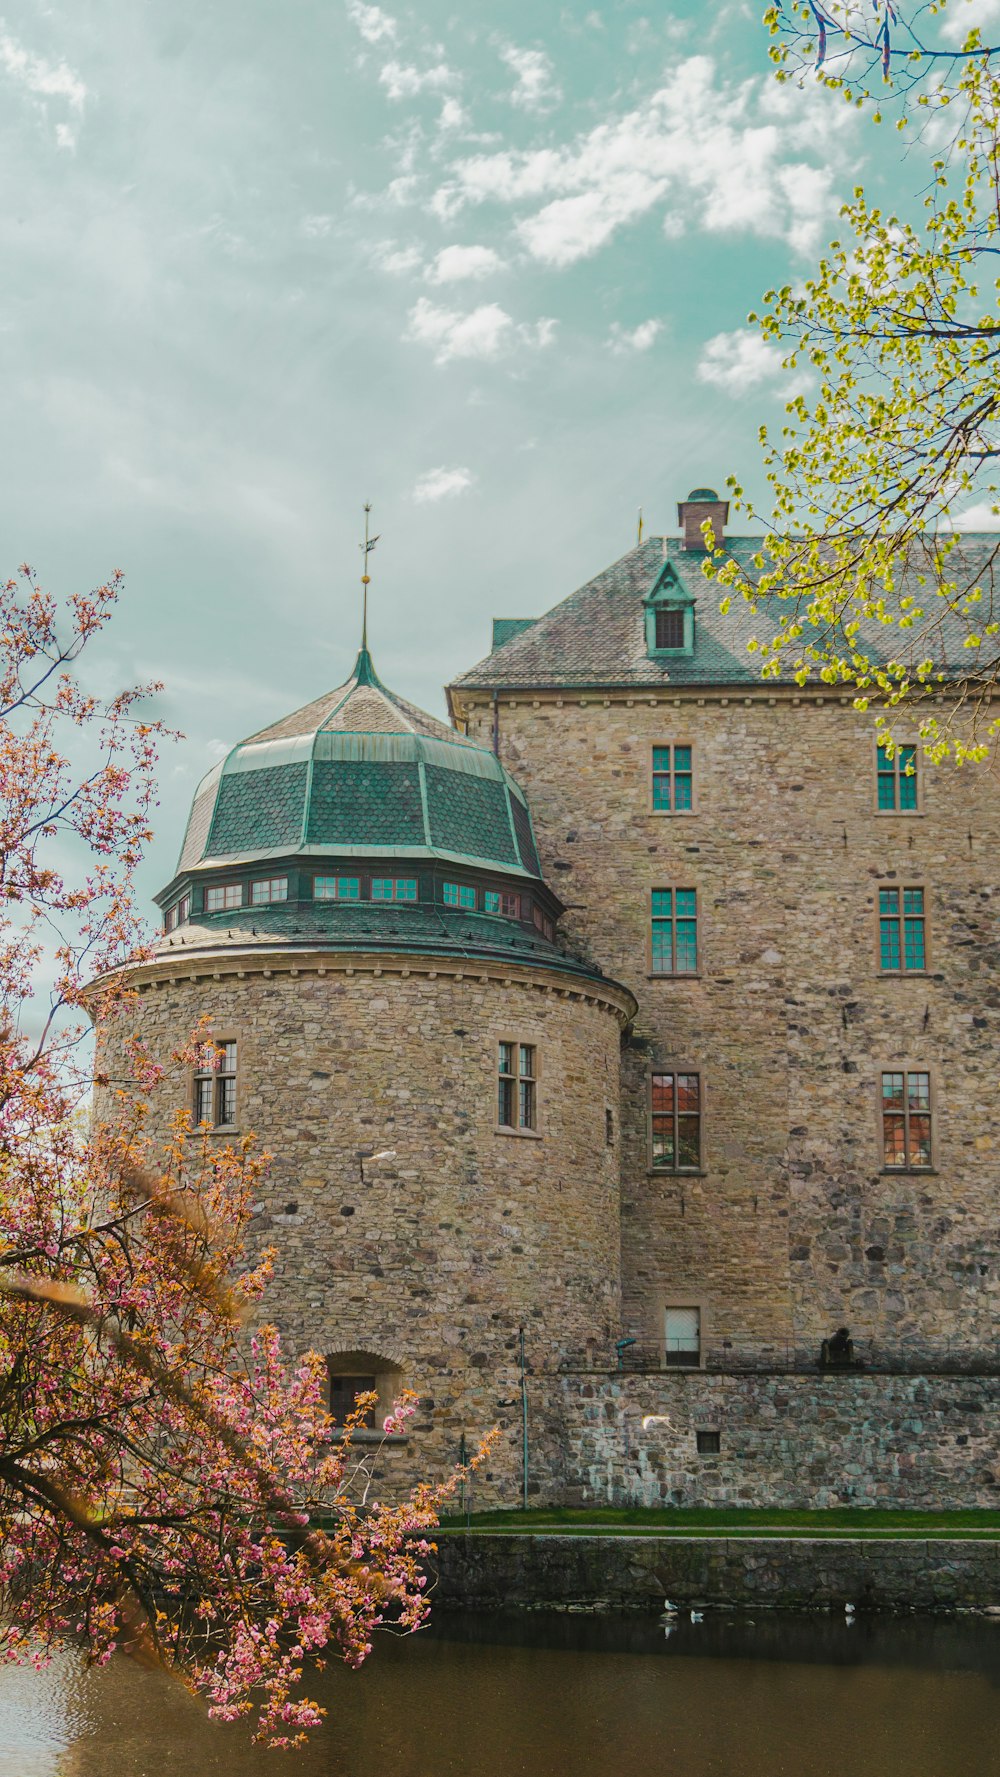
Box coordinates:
[96,491,1000,1509]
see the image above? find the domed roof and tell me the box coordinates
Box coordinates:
[175,646,542,880]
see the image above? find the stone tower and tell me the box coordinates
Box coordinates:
[95,644,635,1500]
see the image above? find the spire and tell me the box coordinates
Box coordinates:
[359,502,380,651]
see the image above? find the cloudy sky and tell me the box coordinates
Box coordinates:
[1,0,985,909]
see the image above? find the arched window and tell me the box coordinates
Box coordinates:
[326,1349,402,1432]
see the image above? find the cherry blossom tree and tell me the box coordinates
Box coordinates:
[0,568,480,1746]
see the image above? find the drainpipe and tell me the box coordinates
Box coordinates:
[519,1324,528,1510]
[492,691,500,758]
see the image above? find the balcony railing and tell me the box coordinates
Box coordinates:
[559,1337,1000,1378]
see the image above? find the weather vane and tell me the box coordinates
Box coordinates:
[359,502,380,649]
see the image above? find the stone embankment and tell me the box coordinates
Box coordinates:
[431,1534,1000,1613]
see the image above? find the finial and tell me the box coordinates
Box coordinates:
[637,506,644,546]
[359,502,380,649]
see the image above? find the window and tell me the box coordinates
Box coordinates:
[651,889,698,974]
[664,1305,701,1368]
[881,1070,932,1169]
[328,1370,378,1430]
[250,876,288,905]
[606,1108,614,1147]
[501,891,521,919]
[531,904,555,942]
[879,886,926,971]
[498,1042,536,1131]
[205,882,242,913]
[164,893,191,933]
[696,1430,720,1454]
[193,1040,237,1128]
[443,882,476,909]
[484,890,502,914]
[877,742,919,812]
[314,876,360,901]
[651,1072,701,1170]
[655,607,685,650]
[652,744,693,813]
[372,878,417,902]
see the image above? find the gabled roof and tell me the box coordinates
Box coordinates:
[449,534,1000,693]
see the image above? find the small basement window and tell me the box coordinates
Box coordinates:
[696,1430,721,1455]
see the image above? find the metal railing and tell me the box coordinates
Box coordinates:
[560,1337,1000,1378]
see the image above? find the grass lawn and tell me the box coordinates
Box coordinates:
[436,1506,1000,1540]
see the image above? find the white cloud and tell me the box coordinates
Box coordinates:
[412,465,475,502]
[696,328,786,394]
[380,60,455,100]
[372,239,424,274]
[0,34,87,109]
[948,500,1000,530]
[346,2,398,44]
[940,0,1000,42]
[430,55,847,265]
[405,297,556,364]
[0,32,86,145]
[608,318,663,354]
[500,44,561,112]
[300,214,333,239]
[426,244,504,283]
[439,96,467,130]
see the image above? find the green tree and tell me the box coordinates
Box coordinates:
[707,2,1000,764]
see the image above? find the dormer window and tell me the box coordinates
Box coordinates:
[655,608,685,651]
[643,562,694,661]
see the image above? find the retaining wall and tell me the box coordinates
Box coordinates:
[431,1533,1000,1613]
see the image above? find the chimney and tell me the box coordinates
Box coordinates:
[677,487,729,553]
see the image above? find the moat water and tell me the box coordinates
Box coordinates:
[4,1610,1000,1777]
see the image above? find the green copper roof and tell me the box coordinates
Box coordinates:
[174,646,543,880]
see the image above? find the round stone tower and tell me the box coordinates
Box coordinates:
[95,645,635,1502]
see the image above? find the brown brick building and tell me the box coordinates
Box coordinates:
[97,493,1000,1508]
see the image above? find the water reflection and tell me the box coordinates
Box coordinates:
[4,1611,996,1777]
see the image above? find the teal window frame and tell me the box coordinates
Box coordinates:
[652,744,693,812]
[314,876,360,901]
[877,742,919,811]
[372,877,417,902]
[651,888,698,974]
[643,565,695,661]
[443,882,476,909]
[879,886,926,971]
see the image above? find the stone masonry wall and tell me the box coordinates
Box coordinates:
[432,1531,1000,1612]
[95,951,629,1502]
[546,1370,1000,1509]
[461,692,1000,1367]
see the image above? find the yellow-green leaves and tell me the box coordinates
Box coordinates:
[705,29,1000,762]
